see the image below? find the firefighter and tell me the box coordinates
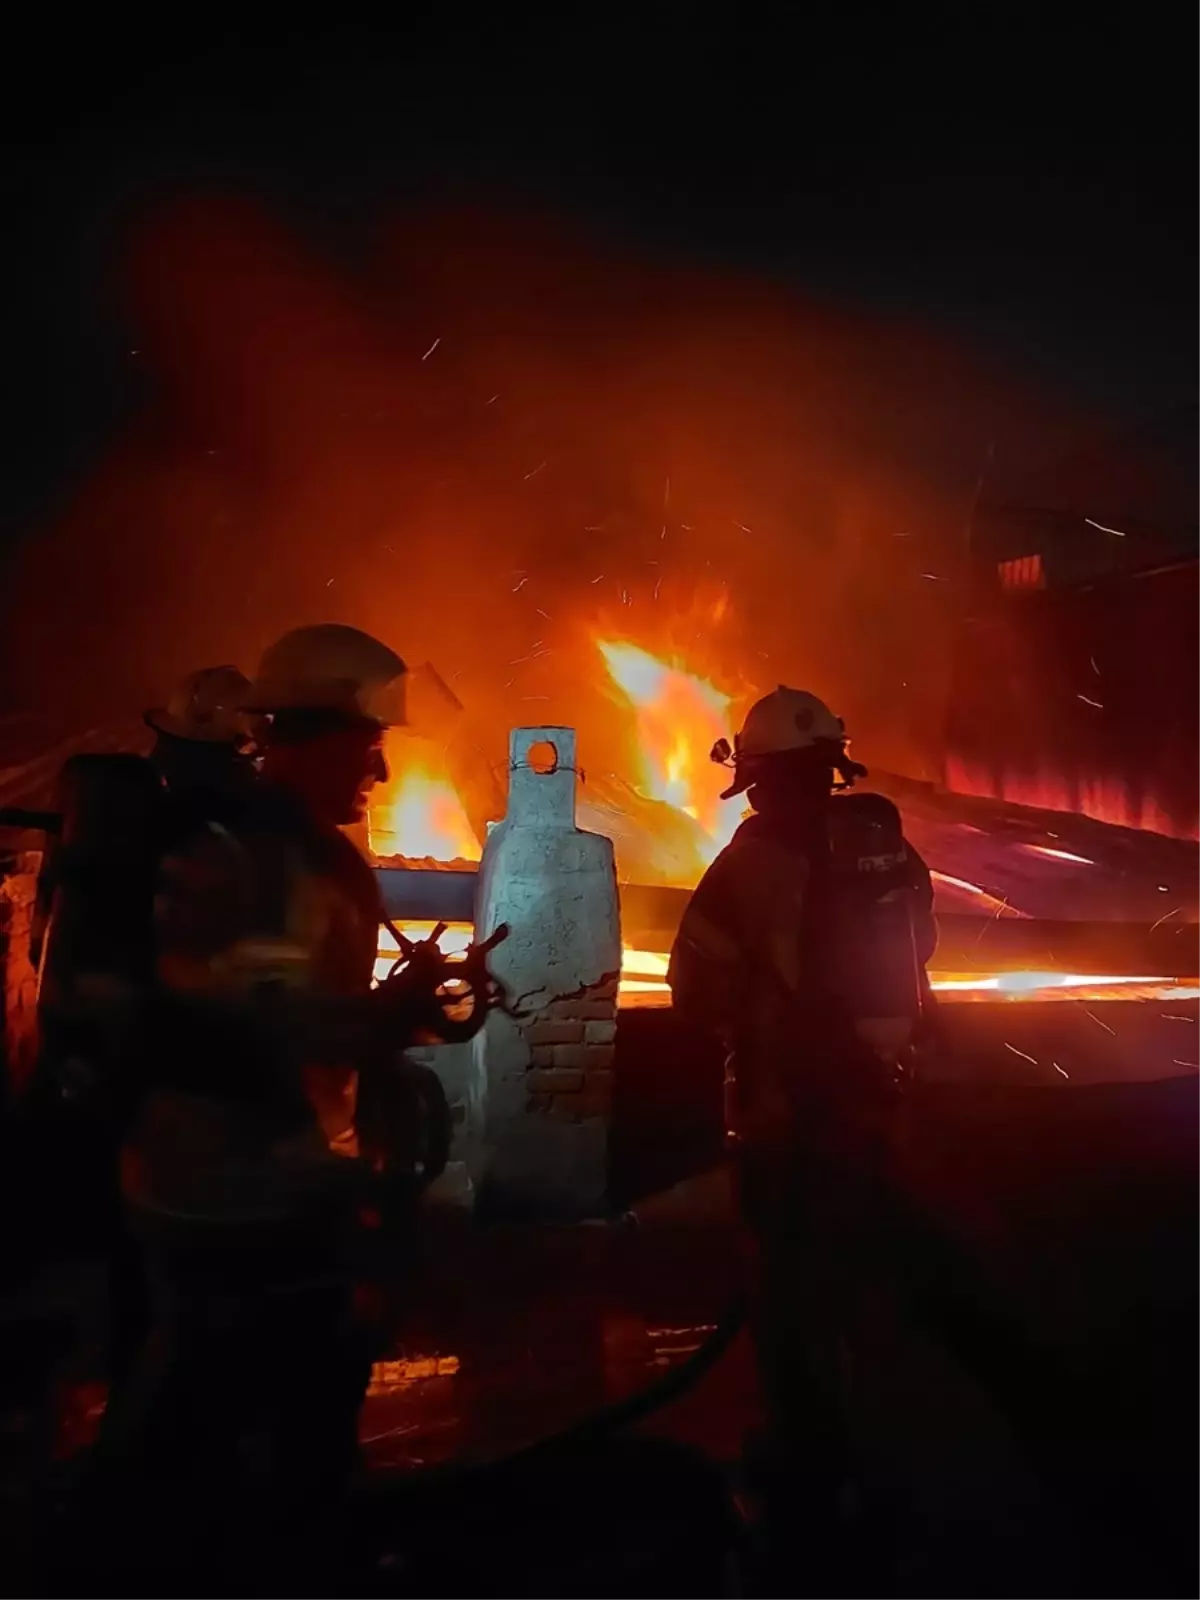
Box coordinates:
[92,625,415,1576]
[668,686,936,1573]
[97,667,260,1400]
[143,664,258,804]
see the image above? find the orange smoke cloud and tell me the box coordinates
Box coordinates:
[0,196,1084,782]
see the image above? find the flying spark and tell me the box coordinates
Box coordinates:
[1023,845,1094,865]
[733,520,753,534]
[1090,655,1101,676]
[1077,694,1103,709]
[1162,1014,1195,1023]
[421,337,441,361]
[1084,516,1127,538]
[931,870,986,896]
[1082,1008,1116,1036]
[523,461,547,481]
[1052,1061,1070,1079]
[920,572,946,581]
[1172,1060,1199,1070]
[590,574,605,583]
[1004,1043,1039,1066]
[1149,907,1182,932]
[512,575,529,593]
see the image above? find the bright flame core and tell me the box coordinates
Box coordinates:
[376,928,1197,1009]
[598,640,742,860]
[370,767,481,863]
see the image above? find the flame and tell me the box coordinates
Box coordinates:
[598,640,742,860]
[370,767,481,864]
[376,931,1197,1011]
[616,953,1199,1009]
[373,920,473,985]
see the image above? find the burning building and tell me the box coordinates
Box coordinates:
[947,406,1199,840]
[360,630,1197,1217]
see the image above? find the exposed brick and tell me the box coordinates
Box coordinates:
[550,1044,588,1070]
[582,1069,614,1092]
[530,1043,557,1068]
[526,1019,585,1046]
[583,1044,615,1070]
[584,1019,616,1045]
[527,1068,584,1094]
[540,998,584,1022]
[575,1000,616,1021]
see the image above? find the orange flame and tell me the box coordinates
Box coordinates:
[598,640,743,861]
[370,768,481,864]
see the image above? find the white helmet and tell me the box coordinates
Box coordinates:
[242,624,408,725]
[716,685,848,798]
[145,665,254,744]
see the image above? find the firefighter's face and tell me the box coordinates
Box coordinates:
[335,724,388,824]
[267,720,387,825]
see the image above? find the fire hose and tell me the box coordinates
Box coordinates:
[364,921,751,1481]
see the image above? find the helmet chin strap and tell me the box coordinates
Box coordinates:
[710,736,867,793]
[832,750,868,791]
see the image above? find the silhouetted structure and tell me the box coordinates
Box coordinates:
[945,409,1199,838]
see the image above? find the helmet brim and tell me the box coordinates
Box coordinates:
[239,674,407,726]
[144,708,243,744]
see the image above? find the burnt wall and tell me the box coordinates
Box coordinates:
[0,852,41,1109]
[945,561,1199,838]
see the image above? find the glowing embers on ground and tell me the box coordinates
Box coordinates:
[375,929,1197,1010]
[597,640,743,867]
[616,949,1199,1009]
[366,1354,461,1397]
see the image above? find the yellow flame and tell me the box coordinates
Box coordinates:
[370,768,481,864]
[598,640,742,860]
[373,921,473,986]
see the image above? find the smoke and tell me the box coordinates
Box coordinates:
[0,195,1081,779]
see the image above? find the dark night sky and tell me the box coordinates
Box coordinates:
[2,11,1195,550]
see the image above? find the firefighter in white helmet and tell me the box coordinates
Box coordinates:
[97,670,253,1378]
[669,685,936,1577]
[98,625,421,1570]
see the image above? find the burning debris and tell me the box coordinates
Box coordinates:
[360,638,1197,1019]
